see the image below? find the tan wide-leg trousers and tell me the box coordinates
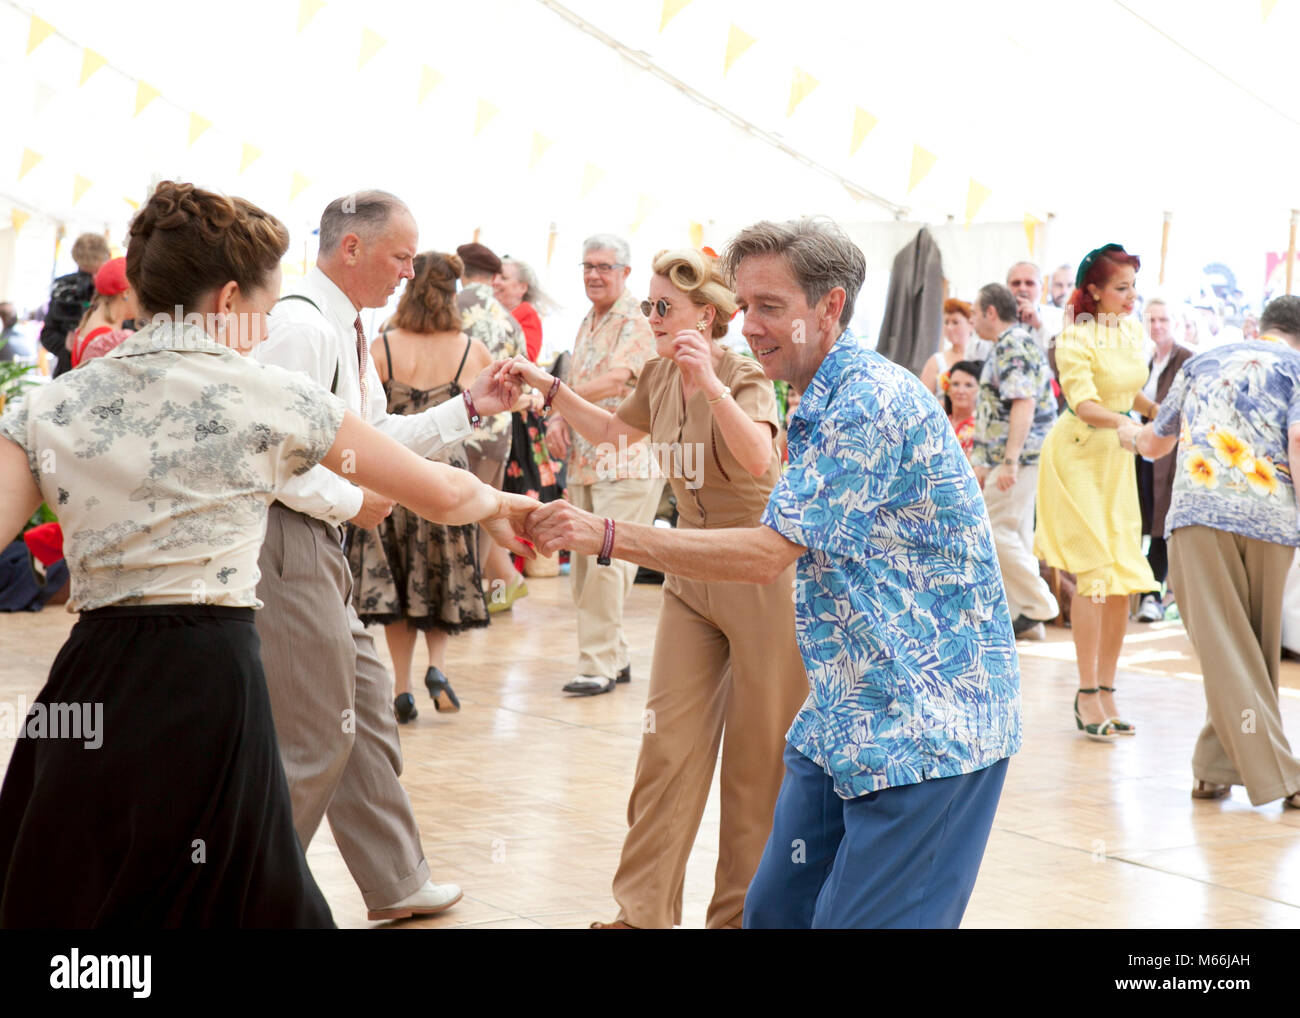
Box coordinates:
[1170,525,1300,805]
[983,464,1058,621]
[255,505,430,908]
[612,564,809,928]
[568,478,664,679]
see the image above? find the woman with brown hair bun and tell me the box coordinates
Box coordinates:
[347,251,494,721]
[508,248,807,929]
[0,182,537,927]
[920,298,990,396]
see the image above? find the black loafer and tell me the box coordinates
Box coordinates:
[424,667,461,713]
[616,665,631,684]
[563,675,617,696]
[394,692,418,723]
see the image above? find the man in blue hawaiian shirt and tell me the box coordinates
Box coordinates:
[1121,295,1300,810]
[526,218,1021,928]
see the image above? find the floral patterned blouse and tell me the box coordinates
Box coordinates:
[1153,336,1300,544]
[761,334,1022,798]
[457,281,524,459]
[0,322,346,610]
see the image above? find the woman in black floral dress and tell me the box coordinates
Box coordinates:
[347,251,493,721]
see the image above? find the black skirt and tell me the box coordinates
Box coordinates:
[0,605,334,929]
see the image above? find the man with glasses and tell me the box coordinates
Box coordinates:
[545,234,660,695]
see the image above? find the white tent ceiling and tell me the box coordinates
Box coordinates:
[3,0,1298,338]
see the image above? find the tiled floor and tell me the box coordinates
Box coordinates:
[4,577,1300,928]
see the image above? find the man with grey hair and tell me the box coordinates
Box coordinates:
[1006,261,1064,362]
[252,190,523,920]
[544,233,660,696]
[527,218,1020,928]
[970,282,1059,640]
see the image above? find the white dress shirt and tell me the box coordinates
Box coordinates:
[254,266,473,525]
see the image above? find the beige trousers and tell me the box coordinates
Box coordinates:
[983,463,1059,621]
[1169,525,1300,805]
[255,505,430,908]
[568,478,664,679]
[613,565,809,928]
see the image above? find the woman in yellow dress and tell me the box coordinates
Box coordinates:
[1035,244,1157,740]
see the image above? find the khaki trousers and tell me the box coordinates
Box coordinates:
[983,463,1058,621]
[255,505,430,908]
[613,565,809,928]
[1169,525,1300,805]
[568,478,664,678]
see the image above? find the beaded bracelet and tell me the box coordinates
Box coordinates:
[542,376,562,417]
[597,517,615,566]
[462,389,482,427]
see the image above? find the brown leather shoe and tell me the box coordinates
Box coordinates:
[589,920,636,929]
[1191,780,1232,800]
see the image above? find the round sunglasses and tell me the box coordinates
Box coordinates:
[640,298,672,318]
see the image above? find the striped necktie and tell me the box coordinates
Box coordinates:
[353,315,369,420]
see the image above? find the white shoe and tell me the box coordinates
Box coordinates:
[367,880,463,921]
[1136,594,1164,623]
[1017,622,1047,642]
[562,674,616,696]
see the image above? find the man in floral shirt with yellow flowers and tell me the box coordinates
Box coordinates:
[1122,295,1300,810]
[545,234,661,696]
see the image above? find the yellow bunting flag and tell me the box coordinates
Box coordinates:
[80,49,107,86]
[18,148,42,181]
[72,175,93,206]
[1023,214,1040,256]
[579,163,604,198]
[850,106,878,156]
[1263,0,1278,19]
[723,24,755,74]
[298,0,325,32]
[27,14,55,54]
[290,171,311,202]
[11,210,30,233]
[123,196,140,211]
[631,194,656,233]
[134,81,161,117]
[907,144,937,193]
[358,28,386,70]
[689,221,704,248]
[418,66,444,104]
[239,143,262,174]
[964,179,991,227]
[787,68,819,117]
[188,112,212,147]
[529,132,553,170]
[660,0,691,31]
[474,99,498,136]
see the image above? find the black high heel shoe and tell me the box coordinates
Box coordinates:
[394,691,418,723]
[424,667,461,713]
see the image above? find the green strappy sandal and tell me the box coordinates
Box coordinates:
[1074,688,1119,742]
[1098,685,1135,735]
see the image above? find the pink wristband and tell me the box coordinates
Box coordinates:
[597,517,614,566]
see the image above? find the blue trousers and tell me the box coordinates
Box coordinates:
[744,745,1009,929]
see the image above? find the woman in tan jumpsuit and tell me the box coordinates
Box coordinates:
[510,249,807,929]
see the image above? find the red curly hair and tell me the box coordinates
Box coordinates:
[1067,247,1141,319]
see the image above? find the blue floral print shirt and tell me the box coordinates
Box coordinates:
[761,333,1022,799]
[1153,337,1300,545]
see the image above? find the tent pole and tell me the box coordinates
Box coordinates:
[1158,212,1171,286]
[1288,210,1298,296]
